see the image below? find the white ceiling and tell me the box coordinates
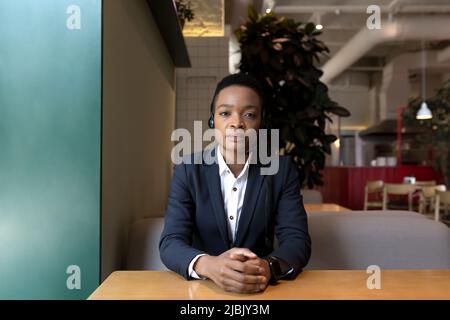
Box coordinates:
[274,0,450,60]
[225,0,450,74]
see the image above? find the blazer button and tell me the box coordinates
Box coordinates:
[232,187,237,191]
[229,216,234,220]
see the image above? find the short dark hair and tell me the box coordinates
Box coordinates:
[210,73,265,113]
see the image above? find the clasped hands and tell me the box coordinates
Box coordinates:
[193,247,271,294]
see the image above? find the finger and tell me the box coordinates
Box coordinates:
[229,248,257,260]
[223,268,267,285]
[242,259,271,281]
[226,259,262,275]
[229,253,249,262]
[222,277,264,293]
[242,258,265,269]
[243,257,260,264]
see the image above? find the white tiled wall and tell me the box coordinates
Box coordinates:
[176,37,229,152]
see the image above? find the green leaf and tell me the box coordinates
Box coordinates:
[248,5,258,22]
[323,134,337,144]
[304,22,315,35]
[327,106,351,117]
[294,127,307,144]
[323,143,332,155]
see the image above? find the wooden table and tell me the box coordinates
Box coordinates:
[304,203,350,212]
[89,270,450,300]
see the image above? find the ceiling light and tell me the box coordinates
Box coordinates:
[334,138,340,148]
[416,40,432,120]
[416,101,432,120]
[266,8,271,14]
[313,13,323,30]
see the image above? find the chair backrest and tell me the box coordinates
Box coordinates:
[415,180,436,186]
[126,217,167,270]
[384,183,415,195]
[422,185,447,198]
[129,212,450,272]
[436,190,450,205]
[306,211,450,269]
[301,189,323,204]
[365,180,384,193]
[435,190,450,221]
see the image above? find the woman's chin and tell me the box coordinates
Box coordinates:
[222,144,250,156]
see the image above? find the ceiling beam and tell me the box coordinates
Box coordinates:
[320,16,450,84]
[275,5,450,14]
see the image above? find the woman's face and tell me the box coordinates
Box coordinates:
[213,85,262,156]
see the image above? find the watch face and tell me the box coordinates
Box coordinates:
[270,257,282,280]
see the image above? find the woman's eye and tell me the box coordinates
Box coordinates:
[245,113,256,118]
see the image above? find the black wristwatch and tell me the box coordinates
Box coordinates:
[266,256,283,284]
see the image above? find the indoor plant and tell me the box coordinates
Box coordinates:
[175,0,195,30]
[235,6,350,188]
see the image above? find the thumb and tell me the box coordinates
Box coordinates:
[229,248,257,260]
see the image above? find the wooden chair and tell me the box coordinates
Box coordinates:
[418,185,447,214]
[382,183,415,211]
[363,180,384,210]
[414,180,436,186]
[434,191,450,222]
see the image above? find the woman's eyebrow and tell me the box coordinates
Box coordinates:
[216,104,258,109]
[216,104,234,109]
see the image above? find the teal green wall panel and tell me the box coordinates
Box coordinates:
[0,0,102,299]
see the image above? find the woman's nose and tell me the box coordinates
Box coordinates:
[229,114,244,128]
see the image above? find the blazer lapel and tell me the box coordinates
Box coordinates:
[204,149,231,248]
[234,164,265,247]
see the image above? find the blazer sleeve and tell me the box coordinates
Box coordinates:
[270,158,312,278]
[159,163,205,279]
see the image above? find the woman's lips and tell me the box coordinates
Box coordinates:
[226,135,244,142]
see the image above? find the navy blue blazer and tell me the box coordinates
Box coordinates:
[159,147,311,280]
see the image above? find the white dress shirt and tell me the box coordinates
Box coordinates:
[188,146,251,279]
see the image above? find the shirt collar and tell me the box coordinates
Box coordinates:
[217,145,252,179]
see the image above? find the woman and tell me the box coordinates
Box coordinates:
[160,73,311,293]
